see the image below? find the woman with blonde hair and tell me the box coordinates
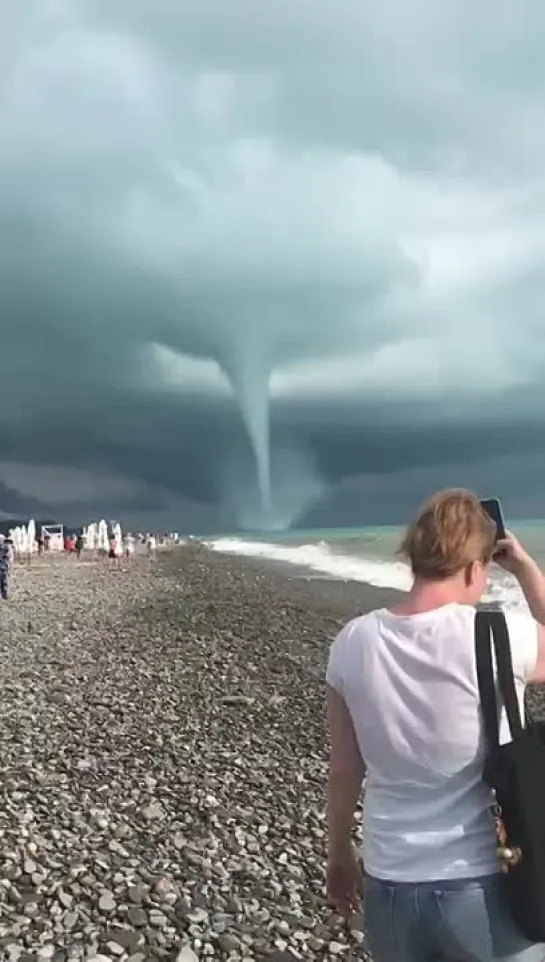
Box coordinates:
[326,489,545,961]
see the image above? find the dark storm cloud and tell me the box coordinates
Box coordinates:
[1,0,545,528]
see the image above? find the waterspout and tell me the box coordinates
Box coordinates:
[222,335,273,521]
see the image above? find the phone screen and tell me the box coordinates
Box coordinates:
[480,498,506,542]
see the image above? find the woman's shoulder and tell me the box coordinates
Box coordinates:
[328,611,383,661]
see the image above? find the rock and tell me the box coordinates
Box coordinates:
[98,892,116,913]
[152,876,171,899]
[104,930,141,951]
[141,803,164,821]
[172,832,185,850]
[114,823,132,841]
[175,948,199,962]
[187,907,207,924]
[108,840,128,856]
[127,884,146,904]
[23,901,39,917]
[148,910,167,928]
[307,935,325,951]
[5,946,22,962]
[37,949,55,961]
[221,695,255,706]
[127,907,147,928]
[218,934,240,953]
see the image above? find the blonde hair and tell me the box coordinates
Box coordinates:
[399,488,496,580]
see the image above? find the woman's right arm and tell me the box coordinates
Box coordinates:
[515,555,545,682]
[496,534,545,683]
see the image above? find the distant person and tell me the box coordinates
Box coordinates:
[124,533,135,561]
[0,536,14,599]
[108,535,117,562]
[75,533,84,560]
[326,489,545,962]
[36,534,44,556]
[147,533,157,559]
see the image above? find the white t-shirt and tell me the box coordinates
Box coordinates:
[326,603,538,883]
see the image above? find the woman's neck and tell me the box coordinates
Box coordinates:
[392,577,467,615]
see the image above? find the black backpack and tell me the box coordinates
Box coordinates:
[475,608,545,942]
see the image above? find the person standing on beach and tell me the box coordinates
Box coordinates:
[75,533,84,560]
[326,489,545,962]
[124,533,135,561]
[108,534,120,565]
[0,536,14,599]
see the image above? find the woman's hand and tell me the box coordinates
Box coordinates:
[326,844,364,919]
[493,531,533,575]
[494,532,545,624]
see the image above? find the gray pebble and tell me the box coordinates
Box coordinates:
[218,934,240,952]
[175,948,199,962]
[98,892,116,914]
[127,907,147,928]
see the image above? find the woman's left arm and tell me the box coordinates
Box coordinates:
[327,684,365,858]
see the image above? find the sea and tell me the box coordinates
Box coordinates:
[205,522,545,614]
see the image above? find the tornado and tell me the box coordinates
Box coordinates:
[222,335,273,522]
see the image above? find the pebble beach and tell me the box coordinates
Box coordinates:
[3,545,544,962]
[0,544,400,962]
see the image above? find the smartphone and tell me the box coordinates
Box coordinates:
[480,497,506,542]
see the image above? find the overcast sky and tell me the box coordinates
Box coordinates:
[1,1,545,532]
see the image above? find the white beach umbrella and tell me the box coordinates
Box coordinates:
[27,519,36,553]
[98,519,109,552]
[85,523,97,550]
[113,522,123,556]
[18,526,29,554]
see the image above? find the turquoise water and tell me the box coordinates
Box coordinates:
[206,521,545,612]
[305,521,545,565]
[217,521,545,565]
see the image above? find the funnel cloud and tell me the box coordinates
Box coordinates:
[1,1,545,530]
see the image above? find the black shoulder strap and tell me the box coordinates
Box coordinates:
[475,610,500,749]
[489,609,523,740]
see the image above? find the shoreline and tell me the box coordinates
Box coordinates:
[196,544,405,624]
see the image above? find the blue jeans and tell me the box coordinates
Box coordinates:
[365,873,545,962]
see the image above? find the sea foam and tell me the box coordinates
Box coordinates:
[206,537,528,614]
